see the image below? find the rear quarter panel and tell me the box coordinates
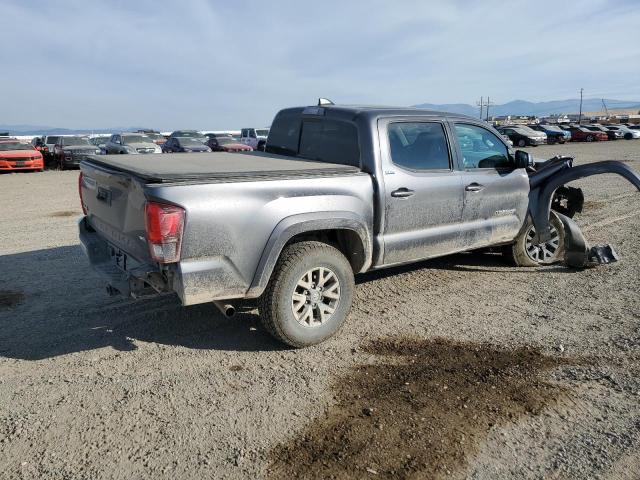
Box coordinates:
[146,173,374,303]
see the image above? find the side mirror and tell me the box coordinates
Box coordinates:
[514,150,534,169]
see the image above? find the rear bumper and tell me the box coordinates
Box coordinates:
[78,217,247,304]
[79,217,166,298]
[0,159,43,171]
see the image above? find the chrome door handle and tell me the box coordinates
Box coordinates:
[465,183,484,192]
[391,188,415,198]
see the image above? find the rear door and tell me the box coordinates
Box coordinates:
[450,122,529,248]
[379,118,465,265]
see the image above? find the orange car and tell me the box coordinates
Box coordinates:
[0,139,44,172]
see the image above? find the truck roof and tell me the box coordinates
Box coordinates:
[285,104,476,122]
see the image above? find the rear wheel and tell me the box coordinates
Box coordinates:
[258,241,354,347]
[586,135,594,142]
[517,139,526,147]
[506,213,565,267]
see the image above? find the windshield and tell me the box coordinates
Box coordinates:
[144,133,164,140]
[123,135,152,145]
[90,137,109,145]
[63,137,91,146]
[0,142,34,151]
[174,131,204,138]
[178,137,206,146]
[256,129,269,137]
[46,136,60,144]
[542,125,563,132]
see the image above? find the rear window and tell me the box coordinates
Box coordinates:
[267,111,360,167]
[267,110,301,156]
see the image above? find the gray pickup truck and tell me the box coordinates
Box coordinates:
[78,103,640,347]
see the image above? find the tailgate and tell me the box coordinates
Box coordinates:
[80,160,151,263]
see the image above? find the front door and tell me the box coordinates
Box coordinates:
[380,119,465,265]
[450,122,530,248]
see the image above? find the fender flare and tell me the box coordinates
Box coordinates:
[246,211,373,298]
[530,160,640,242]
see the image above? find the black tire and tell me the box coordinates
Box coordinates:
[586,135,594,142]
[258,241,355,348]
[517,139,526,147]
[625,133,633,140]
[505,212,565,267]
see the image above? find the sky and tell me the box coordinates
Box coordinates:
[2,0,640,130]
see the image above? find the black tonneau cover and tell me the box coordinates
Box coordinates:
[83,151,360,183]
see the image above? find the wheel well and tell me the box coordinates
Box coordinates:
[285,229,366,273]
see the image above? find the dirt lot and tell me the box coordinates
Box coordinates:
[1,141,639,479]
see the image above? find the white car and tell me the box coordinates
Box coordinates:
[605,125,640,140]
[240,128,269,150]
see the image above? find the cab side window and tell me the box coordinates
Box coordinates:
[454,124,511,169]
[387,122,451,171]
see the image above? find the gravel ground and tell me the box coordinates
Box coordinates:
[0,141,639,479]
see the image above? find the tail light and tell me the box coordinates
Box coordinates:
[144,201,185,264]
[78,172,87,215]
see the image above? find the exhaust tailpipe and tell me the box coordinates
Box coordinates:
[213,301,236,318]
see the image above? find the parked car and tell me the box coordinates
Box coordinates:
[77,103,640,347]
[529,124,570,144]
[31,136,49,154]
[105,134,162,155]
[168,130,207,144]
[40,135,62,166]
[136,130,167,146]
[496,125,546,147]
[54,136,101,169]
[567,126,608,142]
[161,137,212,153]
[240,128,269,150]
[89,136,111,154]
[604,125,640,140]
[205,134,253,152]
[0,139,44,172]
[583,125,620,141]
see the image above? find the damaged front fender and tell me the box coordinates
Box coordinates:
[529,159,640,244]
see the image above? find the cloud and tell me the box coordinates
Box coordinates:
[1,0,639,130]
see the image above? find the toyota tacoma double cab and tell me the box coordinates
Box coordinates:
[78,102,640,347]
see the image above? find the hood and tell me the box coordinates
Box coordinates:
[0,149,42,158]
[63,145,96,152]
[221,143,251,151]
[126,142,158,149]
[182,145,209,151]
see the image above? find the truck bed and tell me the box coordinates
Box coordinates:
[83,151,361,183]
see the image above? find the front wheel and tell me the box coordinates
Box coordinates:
[518,139,527,147]
[586,135,594,142]
[258,241,355,348]
[505,213,565,267]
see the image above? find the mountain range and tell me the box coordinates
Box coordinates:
[3,99,640,135]
[412,98,640,118]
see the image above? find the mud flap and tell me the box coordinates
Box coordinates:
[555,213,619,268]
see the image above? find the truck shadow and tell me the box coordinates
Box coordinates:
[0,245,284,360]
[0,245,550,361]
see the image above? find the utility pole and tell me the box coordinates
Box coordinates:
[485,97,495,122]
[602,98,609,117]
[578,88,584,125]
[476,97,484,119]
